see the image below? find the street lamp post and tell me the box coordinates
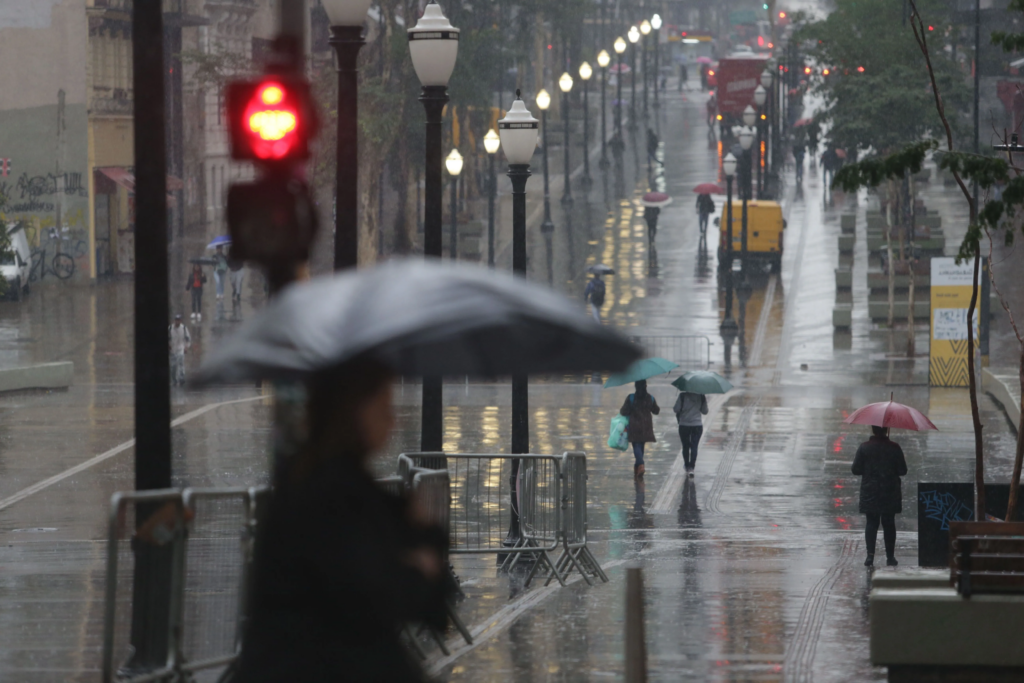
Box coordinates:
[760,69,773,189]
[536,88,554,233]
[614,37,627,143]
[559,71,574,205]
[597,50,610,170]
[628,26,640,131]
[408,1,459,453]
[651,14,662,110]
[323,0,373,270]
[640,20,651,123]
[446,148,463,258]
[579,61,593,189]
[738,126,755,291]
[483,128,500,266]
[498,91,540,545]
[721,152,738,334]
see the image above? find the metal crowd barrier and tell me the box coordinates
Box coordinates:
[552,452,609,586]
[102,486,270,683]
[629,334,711,370]
[398,451,606,588]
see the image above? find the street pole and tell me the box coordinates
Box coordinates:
[330,25,365,270]
[129,0,172,672]
[722,174,736,332]
[756,115,763,199]
[599,62,610,170]
[616,51,625,141]
[540,107,554,233]
[498,92,539,550]
[581,73,592,188]
[487,152,496,266]
[973,0,980,208]
[642,34,649,123]
[740,149,751,291]
[630,42,638,131]
[449,175,458,258]
[653,28,660,110]
[420,86,448,452]
[562,82,574,205]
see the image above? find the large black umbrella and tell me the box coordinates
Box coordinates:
[194,259,641,384]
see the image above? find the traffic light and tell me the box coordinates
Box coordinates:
[227,77,317,163]
[225,73,320,285]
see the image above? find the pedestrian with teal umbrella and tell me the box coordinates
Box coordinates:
[606,357,678,480]
[671,371,733,477]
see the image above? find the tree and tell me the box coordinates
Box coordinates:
[797,0,969,157]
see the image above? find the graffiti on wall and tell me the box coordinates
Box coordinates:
[0,172,88,213]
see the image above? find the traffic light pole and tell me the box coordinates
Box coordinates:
[331,26,365,270]
[420,84,448,452]
[128,0,172,672]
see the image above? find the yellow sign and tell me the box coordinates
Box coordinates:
[929,257,979,388]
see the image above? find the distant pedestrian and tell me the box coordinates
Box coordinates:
[673,391,708,476]
[620,380,660,480]
[584,272,606,322]
[705,93,716,128]
[229,257,245,304]
[610,130,625,161]
[213,245,229,300]
[851,425,908,567]
[185,264,206,322]
[696,193,715,235]
[821,147,840,187]
[169,314,191,386]
[678,63,688,91]
[793,144,805,184]
[700,64,709,90]
[647,128,663,167]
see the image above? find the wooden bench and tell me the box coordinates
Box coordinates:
[949,521,1024,598]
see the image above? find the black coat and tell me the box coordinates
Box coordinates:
[235,456,449,682]
[851,436,908,515]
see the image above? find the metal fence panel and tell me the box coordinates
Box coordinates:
[629,335,711,369]
[552,452,608,586]
[102,489,187,683]
[179,486,268,675]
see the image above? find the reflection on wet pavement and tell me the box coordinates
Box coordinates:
[0,77,1018,683]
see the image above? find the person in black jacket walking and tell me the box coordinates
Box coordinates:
[851,425,908,567]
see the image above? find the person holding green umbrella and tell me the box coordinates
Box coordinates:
[606,357,678,480]
[671,371,733,476]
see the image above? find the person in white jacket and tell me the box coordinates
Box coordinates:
[169,314,191,386]
[673,391,708,476]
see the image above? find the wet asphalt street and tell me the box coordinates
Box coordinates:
[0,73,1019,682]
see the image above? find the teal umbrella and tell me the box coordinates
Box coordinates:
[671,370,733,394]
[604,357,679,388]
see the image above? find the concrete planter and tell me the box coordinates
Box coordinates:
[841,214,856,233]
[835,268,853,289]
[868,299,930,321]
[833,304,852,329]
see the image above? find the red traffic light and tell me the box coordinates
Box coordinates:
[804,66,812,75]
[228,77,316,162]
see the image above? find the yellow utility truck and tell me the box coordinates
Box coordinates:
[717,200,785,273]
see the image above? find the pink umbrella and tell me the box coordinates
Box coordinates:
[693,183,725,195]
[641,192,673,208]
[794,118,813,128]
[843,394,938,431]
[609,63,632,74]
[696,56,713,64]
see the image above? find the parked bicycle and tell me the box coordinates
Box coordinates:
[29,246,75,281]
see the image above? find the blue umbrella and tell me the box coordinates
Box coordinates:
[603,357,679,388]
[206,235,232,250]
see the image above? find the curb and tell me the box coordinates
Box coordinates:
[983,367,1021,435]
[0,362,74,393]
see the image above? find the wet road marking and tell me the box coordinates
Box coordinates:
[748,274,777,367]
[782,538,857,682]
[649,392,733,513]
[704,397,761,513]
[426,558,628,677]
[0,395,265,513]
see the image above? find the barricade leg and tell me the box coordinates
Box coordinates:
[524,548,565,588]
[446,603,473,645]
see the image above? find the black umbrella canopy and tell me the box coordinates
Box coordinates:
[194,258,641,384]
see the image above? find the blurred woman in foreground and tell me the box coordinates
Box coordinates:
[236,360,450,682]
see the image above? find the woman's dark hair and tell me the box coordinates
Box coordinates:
[289,357,393,483]
[634,379,648,398]
[872,425,889,438]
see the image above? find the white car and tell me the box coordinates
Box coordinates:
[2,224,31,300]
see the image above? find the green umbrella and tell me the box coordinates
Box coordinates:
[671,370,733,394]
[603,357,679,388]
